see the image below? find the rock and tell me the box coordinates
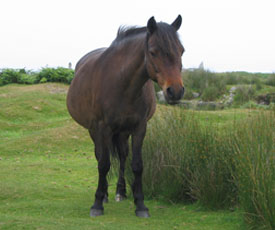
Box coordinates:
[229,86,237,93]
[227,97,234,105]
[256,93,275,105]
[157,91,166,102]
[192,92,200,98]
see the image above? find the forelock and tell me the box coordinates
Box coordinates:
[154,23,182,57]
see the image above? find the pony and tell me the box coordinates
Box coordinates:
[67,15,184,218]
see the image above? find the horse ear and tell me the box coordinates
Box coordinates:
[147,16,157,34]
[171,15,182,31]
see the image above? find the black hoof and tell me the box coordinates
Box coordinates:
[135,210,150,218]
[90,208,103,217]
[115,194,127,202]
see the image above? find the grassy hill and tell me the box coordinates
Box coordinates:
[0,83,246,230]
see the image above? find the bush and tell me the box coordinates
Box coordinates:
[0,69,21,85]
[220,72,267,85]
[265,74,275,86]
[255,81,263,91]
[201,86,219,101]
[182,69,226,101]
[233,86,255,105]
[223,73,238,85]
[183,88,194,100]
[37,67,74,84]
[0,67,75,87]
[17,73,39,84]
[39,77,48,83]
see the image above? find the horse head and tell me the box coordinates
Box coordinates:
[145,15,185,104]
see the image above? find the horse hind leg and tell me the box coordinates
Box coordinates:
[113,133,129,202]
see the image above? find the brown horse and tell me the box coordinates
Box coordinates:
[67,15,184,218]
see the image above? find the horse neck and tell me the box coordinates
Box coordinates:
[115,36,149,101]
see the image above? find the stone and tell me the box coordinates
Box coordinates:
[192,92,200,98]
[157,91,166,102]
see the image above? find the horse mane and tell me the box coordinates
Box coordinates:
[111,22,184,61]
[117,26,147,40]
[110,26,147,47]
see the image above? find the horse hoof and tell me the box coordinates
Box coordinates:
[135,210,150,218]
[90,208,104,217]
[115,194,126,202]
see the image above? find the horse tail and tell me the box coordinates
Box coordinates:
[110,134,129,159]
[110,134,120,158]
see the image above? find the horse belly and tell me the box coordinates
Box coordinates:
[67,78,97,129]
[67,50,105,129]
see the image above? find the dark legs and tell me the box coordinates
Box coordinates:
[113,134,129,202]
[89,127,111,217]
[131,124,150,218]
[88,123,149,218]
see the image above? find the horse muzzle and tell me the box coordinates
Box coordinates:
[164,86,184,104]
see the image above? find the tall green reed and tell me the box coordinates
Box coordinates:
[114,106,274,229]
[231,111,275,230]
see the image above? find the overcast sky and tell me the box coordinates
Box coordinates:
[1,0,275,72]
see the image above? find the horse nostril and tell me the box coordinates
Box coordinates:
[166,87,175,99]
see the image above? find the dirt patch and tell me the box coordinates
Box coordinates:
[45,84,68,94]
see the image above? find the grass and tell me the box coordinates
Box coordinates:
[121,104,274,229]
[0,83,246,229]
[0,155,243,230]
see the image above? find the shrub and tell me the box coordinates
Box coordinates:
[0,68,74,86]
[223,73,238,85]
[40,77,48,83]
[201,86,219,101]
[0,69,21,85]
[183,69,205,92]
[183,88,194,100]
[37,67,74,84]
[182,69,226,101]
[234,86,255,105]
[255,81,263,90]
[17,73,39,84]
[222,72,263,85]
[265,74,275,86]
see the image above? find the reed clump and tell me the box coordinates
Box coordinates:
[121,106,274,230]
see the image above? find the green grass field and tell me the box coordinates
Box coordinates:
[0,84,246,229]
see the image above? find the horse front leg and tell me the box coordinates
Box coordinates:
[89,125,111,217]
[131,124,150,218]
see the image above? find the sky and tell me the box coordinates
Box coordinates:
[1,0,275,72]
